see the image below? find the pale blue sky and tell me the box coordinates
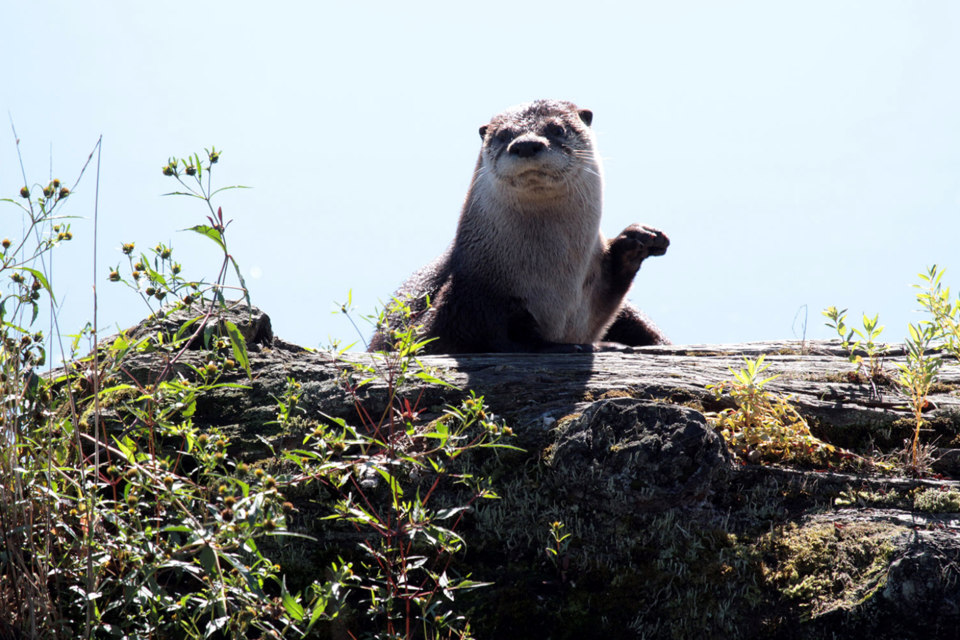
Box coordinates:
[3,1,959,354]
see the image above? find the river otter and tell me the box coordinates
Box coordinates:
[370,99,670,354]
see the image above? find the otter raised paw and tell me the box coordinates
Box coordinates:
[607,224,670,297]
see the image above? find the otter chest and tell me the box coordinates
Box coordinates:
[496,226,603,344]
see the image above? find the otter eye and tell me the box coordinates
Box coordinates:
[496,129,512,143]
[547,123,565,137]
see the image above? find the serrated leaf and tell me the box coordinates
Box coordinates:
[17,267,56,304]
[182,224,225,251]
[280,578,305,621]
[223,320,252,379]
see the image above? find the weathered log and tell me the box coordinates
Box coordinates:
[96,305,960,639]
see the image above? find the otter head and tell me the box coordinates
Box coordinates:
[478,100,602,198]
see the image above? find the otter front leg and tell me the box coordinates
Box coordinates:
[607,224,670,296]
[590,225,671,346]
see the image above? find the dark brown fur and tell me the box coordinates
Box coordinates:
[370,100,670,354]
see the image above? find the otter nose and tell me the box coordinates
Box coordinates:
[509,139,546,158]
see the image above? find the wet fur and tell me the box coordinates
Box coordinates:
[370,100,670,354]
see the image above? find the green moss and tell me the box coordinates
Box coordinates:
[833,489,908,509]
[78,386,141,431]
[913,487,960,513]
[929,381,959,394]
[762,522,896,620]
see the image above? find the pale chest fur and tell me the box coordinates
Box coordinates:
[462,187,607,344]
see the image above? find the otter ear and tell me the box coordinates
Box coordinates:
[578,109,593,127]
[479,125,488,139]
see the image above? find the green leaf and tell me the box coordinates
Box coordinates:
[16,267,56,304]
[229,255,252,311]
[413,369,456,388]
[219,552,266,598]
[160,525,192,533]
[205,616,229,639]
[198,545,217,574]
[307,596,329,633]
[375,467,403,498]
[280,578,305,621]
[173,315,203,344]
[182,224,225,251]
[209,185,252,197]
[223,320,252,379]
[140,255,168,286]
[161,190,204,199]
